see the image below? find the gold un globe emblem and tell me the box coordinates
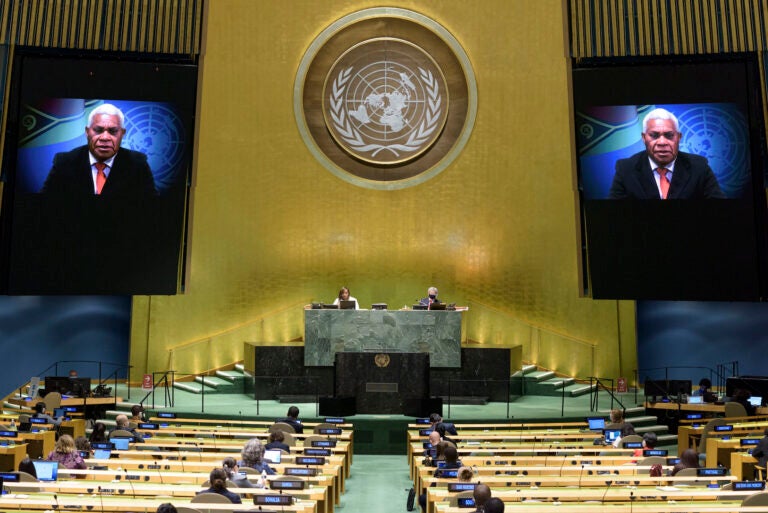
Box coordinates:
[323,38,449,165]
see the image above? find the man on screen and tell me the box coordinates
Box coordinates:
[608,108,725,199]
[41,103,156,196]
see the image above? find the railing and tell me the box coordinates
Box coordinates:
[587,377,625,414]
[142,371,176,409]
[637,363,739,398]
[19,360,132,400]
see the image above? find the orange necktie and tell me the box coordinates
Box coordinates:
[658,167,670,199]
[95,162,107,194]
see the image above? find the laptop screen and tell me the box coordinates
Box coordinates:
[93,449,112,460]
[53,407,66,418]
[111,437,131,450]
[749,396,763,407]
[32,460,58,481]
[687,395,704,404]
[338,300,356,310]
[263,449,281,463]
[603,429,621,443]
[586,417,606,431]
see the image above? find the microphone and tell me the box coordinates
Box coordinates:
[558,455,567,476]
[177,447,186,472]
[53,493,61,511]
[601,480,613,504]
[543,444,553,467]
[154,460,164,484]
[577,464,585,488]
[97,485,105,513]
[123,469,136,498]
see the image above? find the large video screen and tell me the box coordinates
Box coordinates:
[0,51,197,294]
[573,54,768,301]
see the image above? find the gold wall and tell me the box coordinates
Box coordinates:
[129,0,636,382]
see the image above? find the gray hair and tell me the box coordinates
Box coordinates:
[428,287,438,295]
[241,438,265,467]
[642,108,679,133]
[88,103,125,128]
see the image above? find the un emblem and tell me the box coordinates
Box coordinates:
[324,38,448,165]
[295,8,477,189]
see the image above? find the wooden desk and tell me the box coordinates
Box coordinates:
[7,480,328,513]
[60,418,86,439]
[730,451,758,480]
[8,395,122,408]
[0,495,315,513]
[0,443,27,471]
[15,431,55,459]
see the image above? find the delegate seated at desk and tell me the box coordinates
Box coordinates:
[332,287,359,310]
[419,287,442,308]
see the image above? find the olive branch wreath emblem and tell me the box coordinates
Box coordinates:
[329,66,442,158]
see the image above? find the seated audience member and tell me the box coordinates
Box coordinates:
[430,413,458,436]
[457,466,474,482]
[750,427,768,472]
[18,456,37,478]
[89,422,108,443]
[419,445,464,511]
[276,406,303,433]
[434,422,456,444]
[606,408,625,429]
[613,422,637,448]
[130,404,145,423]
[198,468,242,504]
[31,402,63,427]
[240,438,276,475]
[47,434,86,469]
[473,483,492,513]
[671,448,699,476]
[74,436,91,453]
[430,441,453,466]
[484,497,505,513]
[694,378,717,402]
[633,431,657,458]
[156,504,177,513]
[111,414,145,443]
[424,431,441,455]
[265,430,290,453]
[222,456,261,488]
[731,388,756,416]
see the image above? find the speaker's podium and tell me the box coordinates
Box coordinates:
[333,352,431,415]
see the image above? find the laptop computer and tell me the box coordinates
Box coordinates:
[93,449,112,460]
[32,460,58,481]
[428,302,447,310]
[748,396,763,407]
[338,300,356,310]
[263,449,282,463]
[603,428,621,444]
[111,437,132,450]
[586,417,606,431]
[687,395,704,404]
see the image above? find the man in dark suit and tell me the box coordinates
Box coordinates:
[419,287,442,308]
[41,103,156,196]
[608,108,725,199]
[276,406,304,434]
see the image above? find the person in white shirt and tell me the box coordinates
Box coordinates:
[332,286,359,309]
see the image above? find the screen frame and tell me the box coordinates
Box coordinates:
[572,52,768,301]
